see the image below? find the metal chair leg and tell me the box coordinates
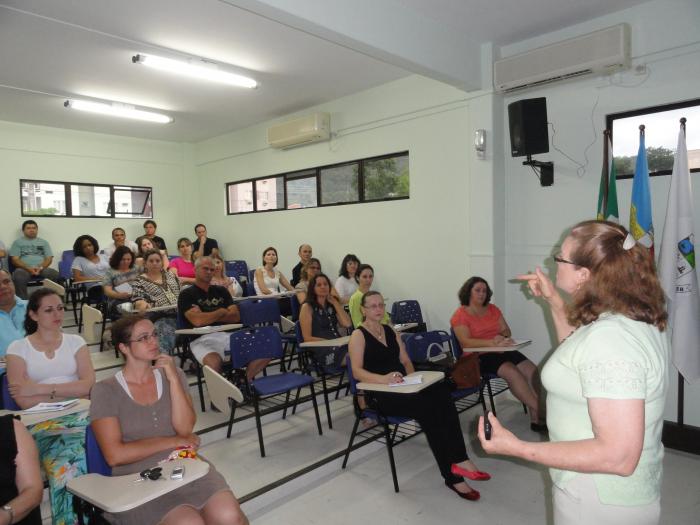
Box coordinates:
[342,416,361,469]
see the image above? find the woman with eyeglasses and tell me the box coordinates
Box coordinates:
[348,291,489,502]
[479,221,669,525]
[450,276,545,431]
[295,259,340,305]
[6,288,95,525]
[90,315,248,525]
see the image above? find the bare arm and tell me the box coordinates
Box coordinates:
[279,272,294,292]
[10,256,34,273]
[348,329,407,385]
[395,329,415,375]
[453,324,512,350]
[516,267,574,342]
[40,256,53,270]
[479,398,644,476]
[103,284,130,301]
[7,347,96,409]
[154,355,195,435]
[299,303,321,342]
[183,305,226,327]
[328,295,352,328]
[5,420,44,523]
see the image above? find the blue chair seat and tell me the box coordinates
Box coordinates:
[252,372,313,396]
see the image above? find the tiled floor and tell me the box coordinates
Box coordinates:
[39,317,700,524]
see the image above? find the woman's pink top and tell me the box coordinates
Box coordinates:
[450,304,503,339]
[169,258,195,278]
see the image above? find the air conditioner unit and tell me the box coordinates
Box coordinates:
[267,112,330,149]
[494,24,630,93]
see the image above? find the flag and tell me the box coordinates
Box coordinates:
[658,121,700,383]
[629,126,654,254]
[596,133,619,222]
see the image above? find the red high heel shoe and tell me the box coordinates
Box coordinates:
[451,463,491,481]
[445,481,480,501]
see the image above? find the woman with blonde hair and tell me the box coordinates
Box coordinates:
[481,220,668,525]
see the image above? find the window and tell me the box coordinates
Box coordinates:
[320,163,359,205]
[226,151,409,215]
[607,99,700,179]
[20,180,153,218]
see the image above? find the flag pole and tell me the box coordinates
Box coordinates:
[602,129,610,215]
[677,117,687,426]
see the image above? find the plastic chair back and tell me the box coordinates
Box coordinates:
[390,300,424,325]
[345,357,360,395]
[1,373,20,410]
[225,260,249,283]
[85,425,111,476]
[229,326,283,368]
[58,259,73,281]
[449,328,463,359]
[290,294,300,321]
[239,299,281,327]
[294,321,303,345]
[405,330,450,363]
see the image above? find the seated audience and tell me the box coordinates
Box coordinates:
[141,219,167,253]
[169,237,196,285]
[295,258,339,304]
[71,234,110,287]
[135,236,169,271]
[290,244,312,287]
[451,276,544,430]
[254,247,294,295]
[0,269,27,358]
[102,246,140,317]
[9,220,60,299]
[179,257,267,381]
[0,414,43,525]
[299,273,351,341]
[335,254,360,304]
[6,288,94,525]
[349,291,488,501]
[132,250,181,354]
[101,227,138,259]
[210,253,243,298]
[348,264,390,327]
[90,315,248,525]
[193,224,220,258]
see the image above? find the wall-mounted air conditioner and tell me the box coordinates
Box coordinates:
[494,24,630,93]
[267,112,330,149]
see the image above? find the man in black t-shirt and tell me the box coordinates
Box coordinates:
[178,256,239,374]
[141,220,167,253]
[192,224,220,258]
[290,244,312,287]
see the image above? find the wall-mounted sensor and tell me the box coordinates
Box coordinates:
[474,129,486,158]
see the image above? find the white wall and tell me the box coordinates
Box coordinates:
[194,75,498,329]
[498,0,700,425]
[0,120,189,260]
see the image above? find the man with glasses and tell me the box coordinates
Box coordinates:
[0,269,27,357]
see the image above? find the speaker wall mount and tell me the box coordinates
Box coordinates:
[523,156,554,187]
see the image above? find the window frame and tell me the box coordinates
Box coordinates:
[19,179,154,219]
[606,98,700,180]
[225,150,409,215]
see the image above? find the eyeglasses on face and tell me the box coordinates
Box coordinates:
[553,253,577,265]
[129,332,158,344]
[363,303,386,310]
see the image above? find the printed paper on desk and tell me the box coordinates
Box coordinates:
[388,375,423,387]
[23,399,79,413]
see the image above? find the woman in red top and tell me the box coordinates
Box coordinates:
[450,276,545,431]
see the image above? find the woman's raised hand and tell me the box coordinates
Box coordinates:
[153,354,178,381]
[516,267,560,304]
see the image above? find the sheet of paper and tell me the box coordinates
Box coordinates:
[23,399,79,413]
[388,374,423,387]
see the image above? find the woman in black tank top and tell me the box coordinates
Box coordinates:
[348,291,491,502]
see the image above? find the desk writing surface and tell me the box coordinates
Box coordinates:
[356,371,444,394]
[393,323,418,332]
[67,458,209,513]
[174,323,243,336]
[233,291,296,302]
[463,339,532,353]
[0,398,90,426]
[299,335,350,348]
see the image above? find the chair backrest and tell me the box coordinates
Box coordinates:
[345,357,360,395]
[247,269,256,296]
[58,259,72,281]
[225,260,249,283]
[85,425,112,476]
[289,293,300,321]
[390,300,424,324]
[239,299,281,327]
[404,330,450,363]
[229,326,283,368]
[449,328,463,359]
[203,365,244,411]
[1,373,20,410]
[294,321,303,345]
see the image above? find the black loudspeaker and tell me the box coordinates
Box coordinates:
[508,97,549,157]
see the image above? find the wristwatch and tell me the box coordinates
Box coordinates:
[2,504,13,524]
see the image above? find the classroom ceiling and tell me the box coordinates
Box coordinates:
[0,0,650,143]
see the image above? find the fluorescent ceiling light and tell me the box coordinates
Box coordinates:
[132,53,257,89]
[64,99,172,124]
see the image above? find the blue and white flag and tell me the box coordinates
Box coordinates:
[630,127,654,255]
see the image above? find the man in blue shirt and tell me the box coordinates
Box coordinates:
[0,269,27,357]
[9,220,60,299]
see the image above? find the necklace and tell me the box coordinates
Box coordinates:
[365,322,384,340]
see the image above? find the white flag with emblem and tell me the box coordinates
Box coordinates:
[658,121,700,383]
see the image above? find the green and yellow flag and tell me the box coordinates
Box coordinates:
[596,131,619,222]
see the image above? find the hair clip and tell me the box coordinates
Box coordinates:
[622,232,636,250]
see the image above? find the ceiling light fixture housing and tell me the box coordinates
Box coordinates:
[64,99,172,123]
[132,53,258,89]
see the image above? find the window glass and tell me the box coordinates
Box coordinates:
[320,163,359,205]
[228,181,254,213]
[286,176,317,209]
[609,100,700,177]
[113,187,152,217]
[256,177,285,211]
[70,184,111,217]
[364,155,409,200]
[20,181,66,216]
